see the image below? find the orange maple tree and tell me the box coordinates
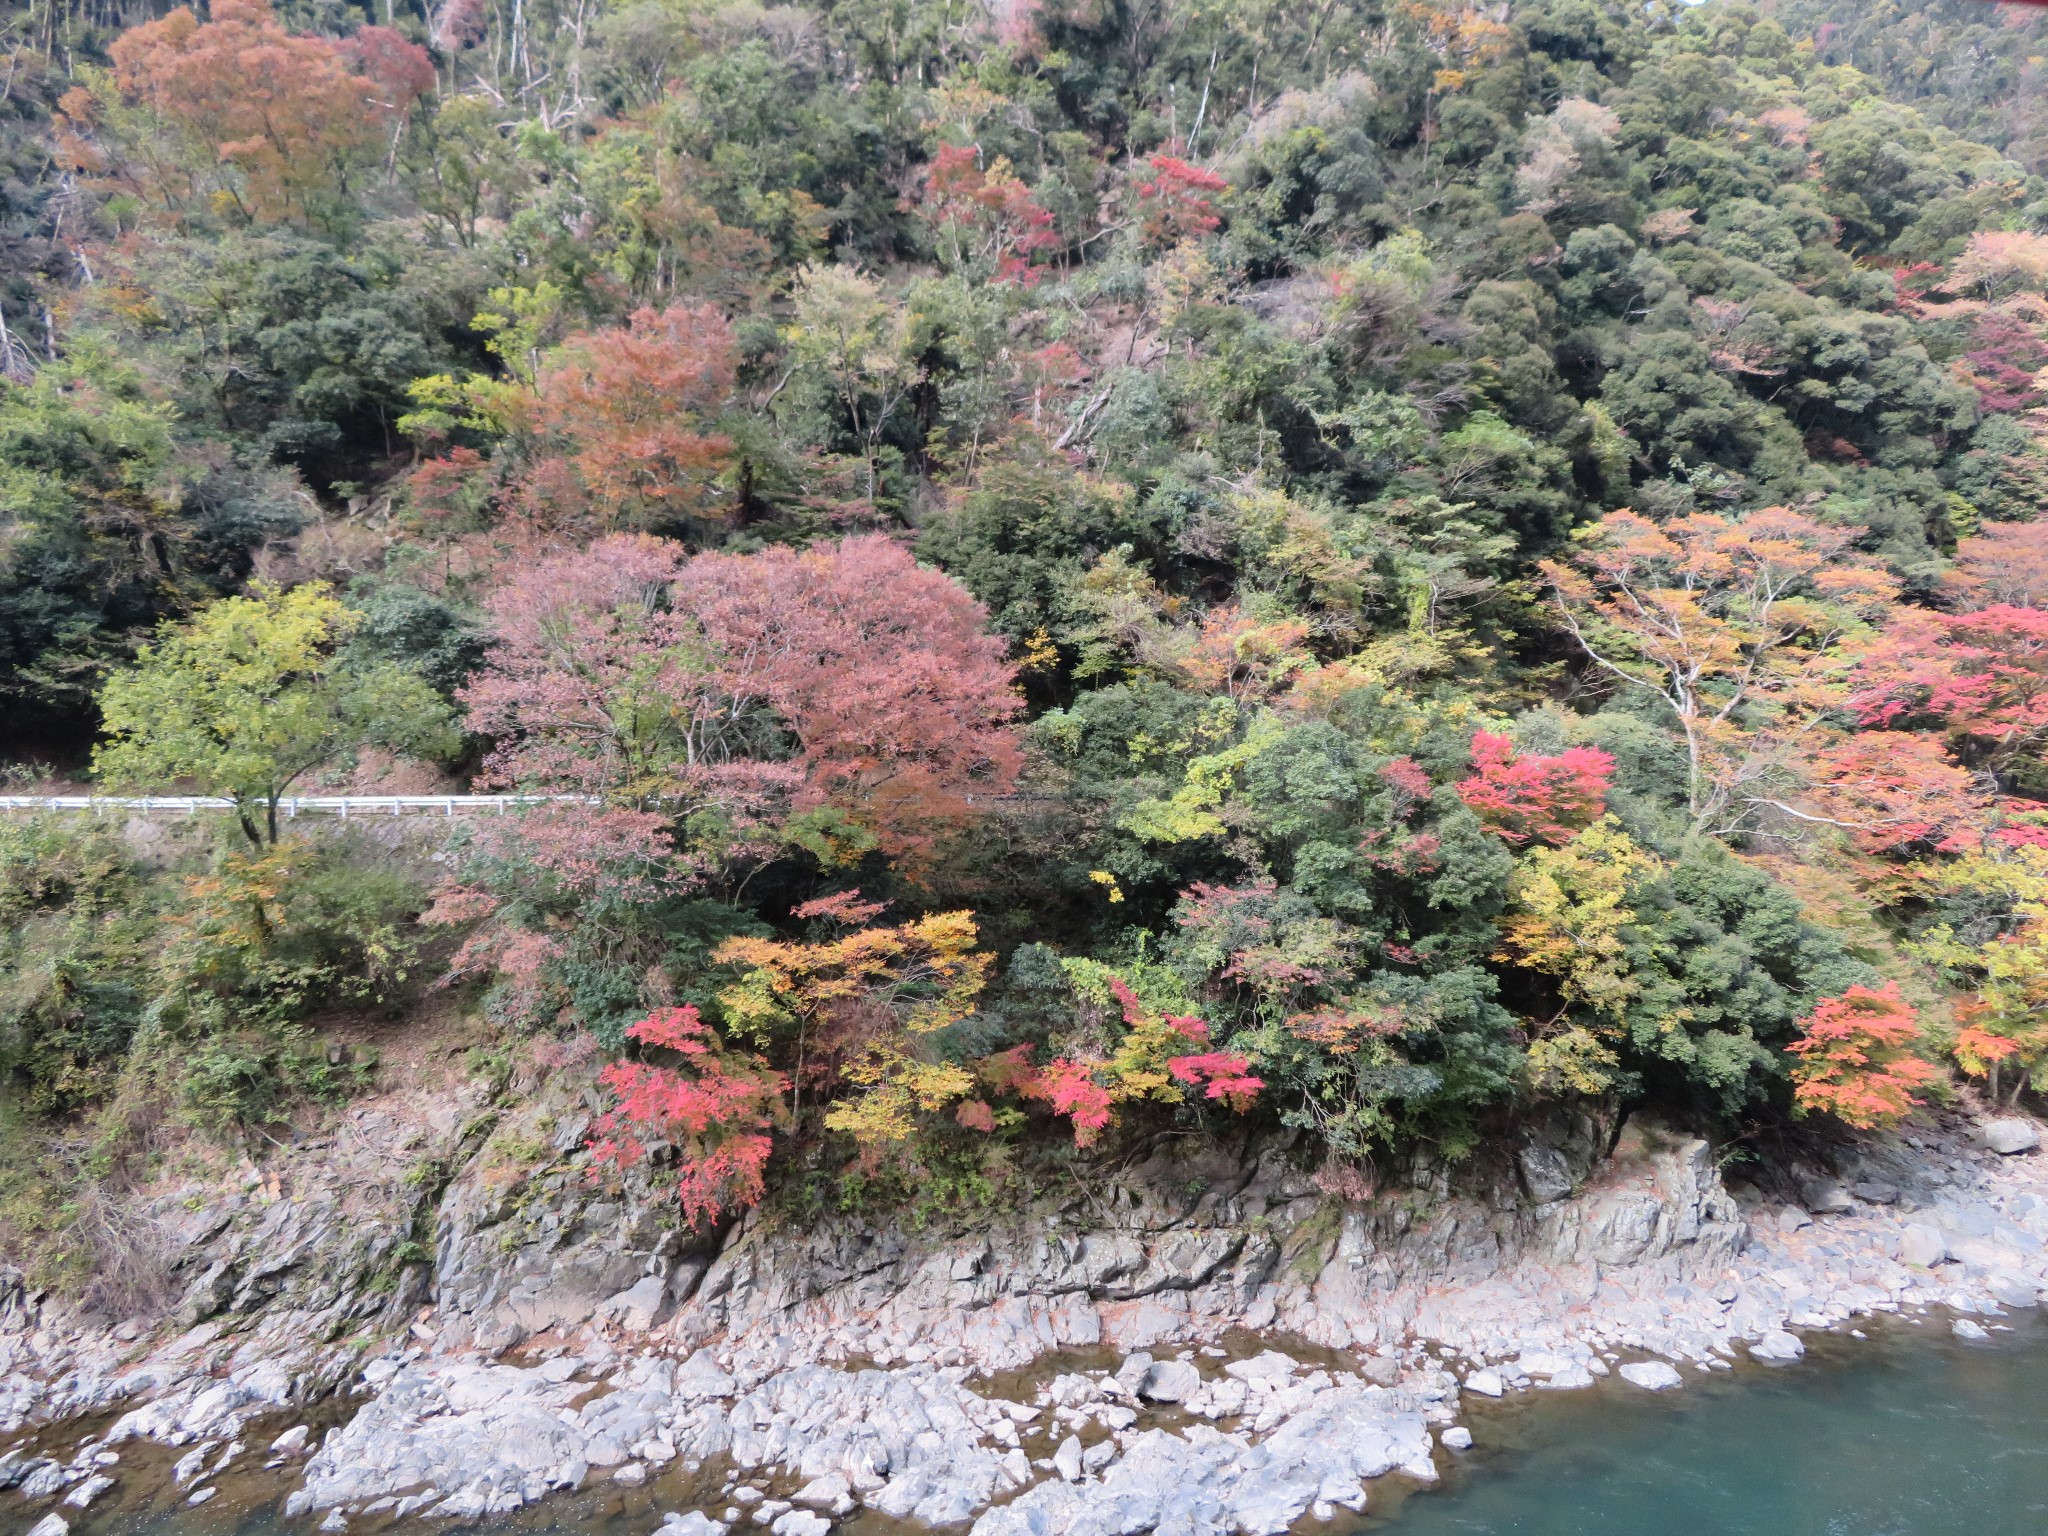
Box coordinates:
[1802,732,1986,860]
[1545,507,1899,837]
[77,0,431,227]
[1786,982,1939,1129]
[1942,521,2048,612]
[521,303,739,534]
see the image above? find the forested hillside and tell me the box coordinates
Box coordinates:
[8,0,2048,1284]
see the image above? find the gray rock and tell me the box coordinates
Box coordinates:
[187,1487,218,1506]
[771,1513,830,1536]
[1777,1206,1813,1232]
[62,1475,114,1509]
[1800,1180,1854,1215]
[1901,1224,1948,1268]
[1750,1330,1805,1363]
[19,1462,68,1499]
[1223,1351,1295,1383]
[1953,1318,1991,1340]
[1356,1354,1401,1387]
[659,1515,729,1536]
[1139,1359,1201,1403]
[1982,1119,2041,1155]
[794,1474,848,1508]
[318,1511,347,1533]
[26,1517,69,1536]
[612,1463,648,1486]
[1519,1146,1574,1205]
[270,1425,311,1454]
[1113,1353,1153,1394]
[1463,1370,1504,1398]
[1851,1181,1899,1205]
[1051,1435,1083,1482]
[603,1274,671,1333]
[1440,1427,1473,1450]
[1617,1362,1683,1391]
[1988,1275,2040,1309]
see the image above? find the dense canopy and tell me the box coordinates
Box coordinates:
[8,0,2048,1262]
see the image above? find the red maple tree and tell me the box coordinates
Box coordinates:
[916,143,1063,284]
[589,1006,787,1229]
[1135,155,1228,245]
[1856,604,2048,776]
[463,532,1022,861]
[674,534,1023,859]
[1455,731,1615,845]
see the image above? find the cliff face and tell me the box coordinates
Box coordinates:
[4,1063,2045,1535]
[1,1061,1742,1435]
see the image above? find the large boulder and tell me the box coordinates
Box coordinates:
[1139,1359,1202,1403]
[1800,1180,1854,1216]
[1749,1330,1804,1363]
[1981,1119,2041,1156]
[1518,1146,1574,1206]
[1900,1224,1948,1269]
[1618,1362,1683,1391]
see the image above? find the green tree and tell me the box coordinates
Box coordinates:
[93,583,456,846]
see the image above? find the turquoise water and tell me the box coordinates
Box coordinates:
[1365,1312,2048,1535]
[43,1312,2048,1536]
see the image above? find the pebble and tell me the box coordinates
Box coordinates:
[1953,1319,1991,1340]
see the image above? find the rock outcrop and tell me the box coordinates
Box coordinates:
[5,1074,2047,1532]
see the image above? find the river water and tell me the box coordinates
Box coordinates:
[48,1311,2048,1536]
[1364,1310,2048,1536]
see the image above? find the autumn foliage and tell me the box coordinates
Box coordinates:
[523,305,738,532]
[918,144,1063,283]
[1456,731,1615,845]
[714,902,991,1150]
[1856,605,2048,778]
[589,1006,786,1229]
[461,532,1022,858]
[1134,155,1228,246]
[82,0,431,226]
[995,976,1262,1148]
[1803,733,1985,859]
[1546,507,1897,835]
[1942,522,2048,613]
[1786,983,1939,1130]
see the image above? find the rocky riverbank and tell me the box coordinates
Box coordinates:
[5,1069,2048,1535]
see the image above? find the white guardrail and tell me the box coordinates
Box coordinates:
[0,795,596,818]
